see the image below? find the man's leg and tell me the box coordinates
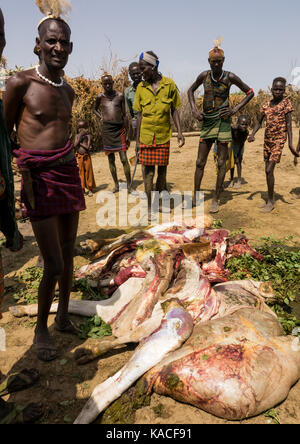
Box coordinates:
[193,140,213,206]
[55,212,80,331]
[228,166,235,188]
[31,217,64,361]
[211,142,228,213]
[235,156,243,189]
[119,152,131,189]
[108,153,119,193]
[142,165,155,213]
[156,166,167,193]
[262,160,276,213]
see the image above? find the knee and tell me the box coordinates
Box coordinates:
[120,157,128,166]
[196,158,206,170]
[44,258,64,281]
[217,157,226,171]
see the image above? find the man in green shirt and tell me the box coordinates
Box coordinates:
[134,51,185,219]
[124,62,142,140]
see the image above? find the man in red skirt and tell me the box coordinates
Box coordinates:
[134,51,185,219]
[4,12,85,362]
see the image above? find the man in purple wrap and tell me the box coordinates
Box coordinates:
[3,15,85,361]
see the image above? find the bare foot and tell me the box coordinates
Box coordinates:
[112,186,119,194]
[234,181,242,189]
[261,201,275,213]
[258,201,267,209]
[227,180,235,188]
[210,200,219,214]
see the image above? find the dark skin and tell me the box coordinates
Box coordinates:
[127,65,143,140]
[4,19,79,361]
[0,9,43,422]
[136,59,185,214]
[188,56,254,212]
[129,65,143,92]
[248,80,299,212]
[74,120,91,155]
[0,9,23,250]
[94,76,131,192]
[228,117,249,189]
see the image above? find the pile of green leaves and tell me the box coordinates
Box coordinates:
[78,315,112,340]
[226,236,300,333]
[13,267,44,305]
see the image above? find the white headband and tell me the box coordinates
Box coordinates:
[139,52,159,68]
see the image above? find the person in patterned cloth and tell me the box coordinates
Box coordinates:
[134,51,185,219]
[4,10,86,362]
[248,77,299,212]
[188,38,254,213]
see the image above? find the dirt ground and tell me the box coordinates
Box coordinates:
[0,128,299,424]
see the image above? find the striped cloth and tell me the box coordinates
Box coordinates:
[200,111,232,143]
[14,141,86,222]
[138,139,170,166]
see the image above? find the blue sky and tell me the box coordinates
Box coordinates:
[2,0,300,93]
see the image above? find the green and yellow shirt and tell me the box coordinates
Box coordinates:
[133,76,181,145]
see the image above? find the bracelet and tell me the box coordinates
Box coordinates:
[246,88,254,95]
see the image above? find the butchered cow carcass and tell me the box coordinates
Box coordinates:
[10,217,300,424]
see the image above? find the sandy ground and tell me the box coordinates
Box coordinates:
[0,128,299,424]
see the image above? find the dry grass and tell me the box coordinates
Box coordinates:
[66,67,130,151]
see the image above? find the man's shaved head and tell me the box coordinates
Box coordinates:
[38,17,71,39]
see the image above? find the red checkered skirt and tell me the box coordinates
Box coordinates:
[138,139,170,166]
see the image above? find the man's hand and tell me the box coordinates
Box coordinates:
[126,138,130,149]
[192,109,204,122]
[23,176,35,210]
[248,135,255,143]
[219,107,234,119]
[177,133,185,148]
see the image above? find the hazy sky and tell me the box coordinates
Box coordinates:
[2,0,300,93]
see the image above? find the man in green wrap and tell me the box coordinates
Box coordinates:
[188,39,254,213]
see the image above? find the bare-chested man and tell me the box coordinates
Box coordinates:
[4,16,85,361]
[94,75,131,193]
[188,39,254,213]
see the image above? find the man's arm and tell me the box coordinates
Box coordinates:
[3,73,36,209]
[135,112,142,154]
[286,112,299,157]
[187,72,207,121]
[3,73,28,138]
[171,109,185,148]
[121,94,129,145]
[248,114,265,142]
[219,73,254,119]
[93,95,102,119]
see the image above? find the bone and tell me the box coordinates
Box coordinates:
[74,300,194,424]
